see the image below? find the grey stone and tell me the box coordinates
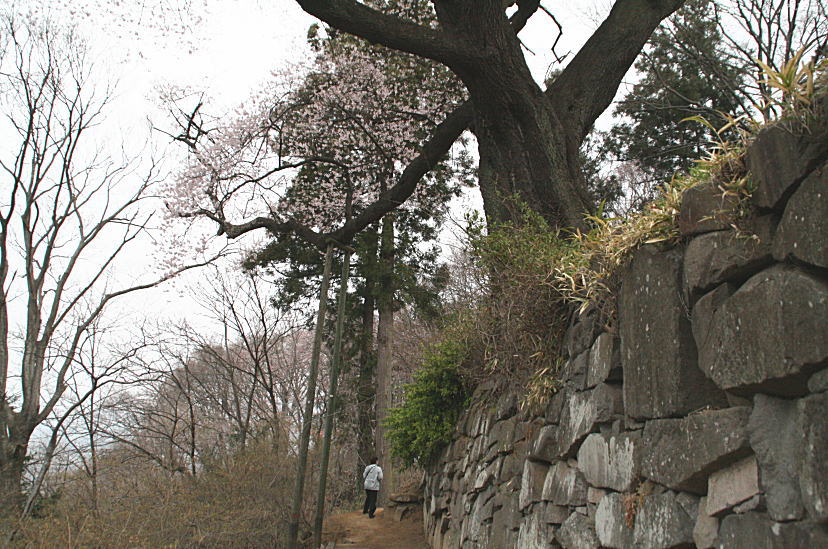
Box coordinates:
[516,511,552,549]
[587,486,606,505]
[706,456,760,516]
[561,351,589,391]
[542,461,588,506]
[558,512,600,549]
[550,384,622,459]
[746,122,828,210]
[717,512,828,548]
[732,494,765,514]
[632,491,696,549]
[809,368,828,393]
[747,394,805,521]
[544,503,571,524]
[586,332,621,388]
[683,222,774,300]
[678,180,740,235]
[641,407,751,493]
[495,391,518,421]
[693,497,719,549]
[546,388,569,423]
[692,283,737,362]
[799,392,828,522]
[773,162,828,268]
[520,460,549,510]
[566,308,601,358]
[577,432,641,492]
[531,425,558,462]
[698,264,828,396]
[620,245,727,419]
[595,493,635,548]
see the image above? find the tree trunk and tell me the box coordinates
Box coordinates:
[375,213,395,503]
[0,416,29,518]
[356,227,378,489]
[296,0,685,231]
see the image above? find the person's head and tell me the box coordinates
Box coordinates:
[370,456,378,465]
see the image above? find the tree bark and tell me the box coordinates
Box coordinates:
[356,226,378,491]
[286,245,334,549]
[374,212,395,503]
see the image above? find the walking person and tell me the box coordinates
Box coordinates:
[362,457,383,519]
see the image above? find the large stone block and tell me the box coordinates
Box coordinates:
[773,162,828,268]
[683,220,774,300]
[678,180,739,236]
[620,245,727,419]
[561,351,589,391]
[641,407,751,493]
[516,511,553,549]
[698,265,828,396]
[542,461,588,506]
[586,332,622,388]
[565,307,601,358]
[632,491,696,549]
[747,394,805,521]
[693,497,719,549]
[717,512,828,548]
[595,493,635,548]
[520,460,549,511]
[799,392,828,522]
[746,122,828,210]
[691,283,736,359]
[558,512,599,549]
[577,432,641,492]
[556,384,623,459]
[706,456,760,516]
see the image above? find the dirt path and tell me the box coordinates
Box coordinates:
[321,507,429,549]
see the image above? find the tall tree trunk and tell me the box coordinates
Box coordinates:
[0,417,29,518]
[375,213,395,503]
[286,245,334,549]
[312,250,351,549]
[356,227,378,489]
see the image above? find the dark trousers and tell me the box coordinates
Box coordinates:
[363,489,378,517]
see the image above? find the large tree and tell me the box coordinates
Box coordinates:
[290,0,686,231]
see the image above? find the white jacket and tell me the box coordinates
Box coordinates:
[363,463,383,491]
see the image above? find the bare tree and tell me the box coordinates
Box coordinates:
[0,14,212,516]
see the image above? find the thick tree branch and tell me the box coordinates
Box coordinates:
[295,0,471,66]
[210,101,474,249]
[546,0,685,141]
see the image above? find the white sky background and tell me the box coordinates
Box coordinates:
[6,0,622,331]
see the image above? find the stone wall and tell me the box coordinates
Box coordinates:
[422,118,828,548]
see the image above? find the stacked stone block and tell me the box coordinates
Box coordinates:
[423,118,828,548]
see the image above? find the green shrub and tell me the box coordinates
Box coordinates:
[384,340,469,467]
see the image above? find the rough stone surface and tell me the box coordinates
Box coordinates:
[799,392,828,522]
[544,384,622,459]
[520,460,548,511]
[544,503,570,525]
[699,264,828,396]
[747,394,805,521]
[561,351,589,391]
[542,461,588,506]
[716,512,828,548]
[706,456,760,516]
[586,332,621,388]
[746,122,828,210]
[620,245,727,419]
[773,162,828,268]
[595,493,635,548]
[678,180,739,235]
[558,512,600,549]
[577,432,641,492]
[683,221,774,299]
[566,308,600,358]
[633,491,696,549]
[809,368,828,393]
[641,407,751,493]
[691,283,736,361]
[693,497,718,549]
[515,511,550,549]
